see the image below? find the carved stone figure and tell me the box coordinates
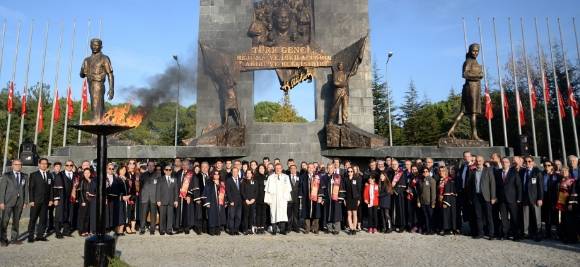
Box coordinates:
[329,62,349,124]
[80,38,114,120]
[447,43,484,141]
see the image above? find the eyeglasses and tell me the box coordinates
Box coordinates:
[107,168,114,170]
[347,171,354,173]
[525,160,533,163]
[164,169,172,171]
[65,164,74,167]
[544,164,552,167]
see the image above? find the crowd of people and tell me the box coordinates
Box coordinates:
[0,153,579,247]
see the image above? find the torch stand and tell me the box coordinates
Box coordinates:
[70,124,134,267]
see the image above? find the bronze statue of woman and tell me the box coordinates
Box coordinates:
[447,43,484,141]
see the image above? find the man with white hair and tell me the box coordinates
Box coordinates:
[264,163,292,235]
[568,155,579,180]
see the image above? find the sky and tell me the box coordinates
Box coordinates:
[0,0,579,121]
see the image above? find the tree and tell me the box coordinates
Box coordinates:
[254,99,307,123]
[372,62,389,137]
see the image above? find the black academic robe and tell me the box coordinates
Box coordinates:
[391,170,408,228]
[52,171,73,223]
[202,182,226,228]
[325,175,346,223]
[299,174,323,219]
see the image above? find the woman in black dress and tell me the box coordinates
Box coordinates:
[345,167,360,235]
[254,164,269,234]
[78,168,96,236]
[117,165,133,235]
[378,171,393,233]
[126,160,139,234]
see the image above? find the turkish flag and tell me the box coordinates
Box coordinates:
[53,90,60,122]
[67,86,74,119]
[568,84,578,117]
[7,81,14,112]
[558,91,566,119]
[502,92,509,119]
[484,85,493,120]
[38,101,44,133]
[516,91,525,127]
[543,72,551,102]
[21,91,27,116]
[81,79,88,112]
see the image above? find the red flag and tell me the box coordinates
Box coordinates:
[21,91,27,116]
[568,84,579,117]
[53,90,60,122]
[529,80,537,109]
[7,81,14,112]
[81,79,88,112]
[502,92,509,119]
[38,101,44,133]
[484,84,493,120]
[558,91,566,119]
[67,86,74,119]
[543,72,551,102]
[516,91,525,126]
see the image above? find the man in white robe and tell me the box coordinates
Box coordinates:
[264,163,292,235]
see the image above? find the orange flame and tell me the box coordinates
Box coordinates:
[83,104,144,127]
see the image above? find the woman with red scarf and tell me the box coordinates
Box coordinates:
[438,166,457,235]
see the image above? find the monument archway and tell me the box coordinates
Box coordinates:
[194,0,374,163]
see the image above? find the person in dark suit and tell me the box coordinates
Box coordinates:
[521,156,543,241]
[287,165,301,233]
[225,167,243,235]
[156,165,178,235]
[456,151,475,235]
[240,169,257,235]
[51,160,74,239]
[541,161,560,239]
[468,155,496,240]
[172,158,184,233]
[139,161,158,235]
[27,158,53,242]
[495,157,522,240]
[0,159,28,246]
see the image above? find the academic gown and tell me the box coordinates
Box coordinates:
[299,174,323,219]
[391,170,408,228]
[264,173,292,223]
[325,175,346,223]
[202,182,226,228]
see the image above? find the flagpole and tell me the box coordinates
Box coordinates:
[77,19,90,144]
[48,24,64,156]
[63,20,76,147]
[534,18,553,161]
[17,21,34,156]
[2,21,21,174]
[557,18,580,157]
[574,17,580,64]
[546,18,567,164]
[0,20,6,84]
[520,18,538,156]
[34,22,50,145]
[462,17,468,51]
[493,18,509,147]
[508,18,523,136]
[477,18,494,146]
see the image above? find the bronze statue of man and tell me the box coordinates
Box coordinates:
[329,62,349,124]
[80,38,114,120]
[447,43,484,140]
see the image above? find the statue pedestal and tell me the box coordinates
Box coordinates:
[188,125,246,147]
[438,137,489,147]
[326,123,387,148]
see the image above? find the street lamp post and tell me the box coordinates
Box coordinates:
[173,55,180,147]
[386,51,394,146]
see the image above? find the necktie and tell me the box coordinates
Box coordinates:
[167,176,170,185]
[502,171,507,183]
[42,171,46,182]
[16,172,20,185]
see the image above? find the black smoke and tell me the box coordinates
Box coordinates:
[125,56,196,112]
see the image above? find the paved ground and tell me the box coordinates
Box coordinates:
[1,230,579,266]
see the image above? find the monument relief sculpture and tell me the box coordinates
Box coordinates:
[80,38,114,120]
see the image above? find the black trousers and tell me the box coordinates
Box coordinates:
[473,194,494,237]
[1,202,24,241]
[28,202,48,238]
[380,208,391,230]
[227,203,242,233]
[256,203,268,228]
[159,205,174,234]
[55,202,72,235]
[47,205,55,230]
[140,201,157,233]
[368,206,378,228]
[287,202,299,231]
[498,201,518,237]
[78,204,90,234]
[421,205,434,233]
[174,199,183,231]
[243,204,256,232]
